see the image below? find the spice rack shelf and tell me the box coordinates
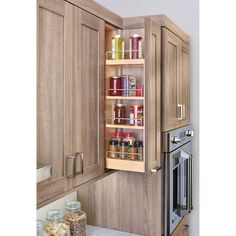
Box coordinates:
[106,124,144,130]
[106,158,145,173]
[105,59,145,66]
[106,96,144,100]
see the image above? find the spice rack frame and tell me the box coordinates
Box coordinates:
[104,25,146,173]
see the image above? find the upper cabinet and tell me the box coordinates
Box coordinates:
[162,28,190,132]
[37,0,104,204]
[104,18,161,174]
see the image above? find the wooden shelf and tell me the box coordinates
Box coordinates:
[106,124,144,130]
[106,158,145,173]
[106,59,145,66]
[106,96,144,100]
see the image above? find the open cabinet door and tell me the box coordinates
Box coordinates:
[144,18,161,174]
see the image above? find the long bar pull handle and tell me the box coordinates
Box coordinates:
[150,166,162,174]
[75,152,84,176]
[177,104,183,120]
[66,154,76,179]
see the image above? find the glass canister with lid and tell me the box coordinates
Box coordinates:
[37,220,45,236]
[64,200,87,236]
[45,209,70,236]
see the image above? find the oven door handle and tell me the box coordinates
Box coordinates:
[176,151,193,217]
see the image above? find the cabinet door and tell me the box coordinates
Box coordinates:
[162,28,181,131]
[37,0,73,204]
[145,18,161,173]
[72,7,105,186]
[179,41,190,127]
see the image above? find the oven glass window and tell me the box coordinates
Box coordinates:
[173,166,178,212]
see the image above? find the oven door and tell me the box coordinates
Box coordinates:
[166,141,193,235]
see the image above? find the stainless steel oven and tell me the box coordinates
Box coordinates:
[162,125,193,236]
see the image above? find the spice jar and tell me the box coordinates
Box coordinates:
[109,76,122,96]
[45,209,70,236]
[123,133,135,145]
[114,104,126,124]
[109,140,119,158]
[119,141,128,159]
[37,220,45,236]
[112,132,124,142]
[129,143,137,160]
[135,141,143,161]
[64,200,87,236]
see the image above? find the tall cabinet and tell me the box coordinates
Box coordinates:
[37,0,104,204]
[162,28,190,132]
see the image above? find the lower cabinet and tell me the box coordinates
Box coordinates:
[171,216,190,236]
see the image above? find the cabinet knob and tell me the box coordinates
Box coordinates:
[171,136,181,144]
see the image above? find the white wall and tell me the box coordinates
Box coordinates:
[95,1,199,236]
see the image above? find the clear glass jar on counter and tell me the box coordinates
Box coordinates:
[45,209,70,236]
[37,220,45,236]
[64,200,87,236]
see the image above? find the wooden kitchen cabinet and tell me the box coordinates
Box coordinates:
[37,0,104,204]
[162,28,190,131]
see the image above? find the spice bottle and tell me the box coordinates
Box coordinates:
[114,104,126,124]
[64,200,87,236]
[37,220,45,236]
[109,76,122,96]
[45,209,70,236]
[129,143,137,160]
[119,141,128,159]
[109,140,118,158]
[135,141,143,161]
[112,132,124,142]
[123,133,135,145]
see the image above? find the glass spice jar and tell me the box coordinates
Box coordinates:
[123,133,135,145]
[64,200,87,236]
[111,132,124,142]
[119,141,128,159]
[109,76,122,96]
[129,143,137,160]
[114,104,126,124]
[109,140,118,158]
[135,141,143,161]
[45,209,70,236]
[37,220,45,236]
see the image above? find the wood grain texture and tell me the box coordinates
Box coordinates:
[180,41,191,127]
[66,0,123,28]
[37,0,70,204]
[73,7,105,187]
[145,18,161,172]
[171,215,189,236]
[123,15,189,44]
[77,170,162,236]
[162,28,180,132]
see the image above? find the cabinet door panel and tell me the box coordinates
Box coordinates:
[145,18,161,172]
[162,28,180,132]
[73,7,105,186]
[37,0,72,204]
[180,41,190,126]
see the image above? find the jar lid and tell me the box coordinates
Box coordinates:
[135,141,143,146]
[47,209,64,221]
[110,140,119,145]
[65,200,81,211]
[120,141,128,146]
[37,220,44,231]
[115,34,121,38]
[123,133,134,138]
[110,76,121,79]
[114,132,123,137]
[115,104,126,107]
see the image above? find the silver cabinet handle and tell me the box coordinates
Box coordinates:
[74,152,84,176]
[150,166,161,174]
[177,104,183,120]
[66,154,76,179]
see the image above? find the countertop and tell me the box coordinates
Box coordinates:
[87,225,143,236]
